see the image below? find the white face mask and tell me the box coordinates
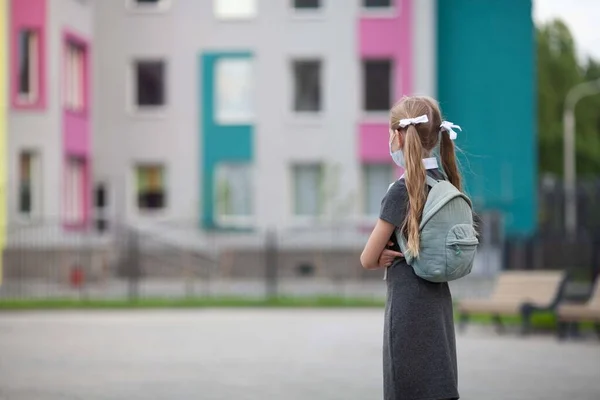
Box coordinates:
[389,133,405,167]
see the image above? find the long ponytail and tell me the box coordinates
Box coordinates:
[440,129,462,192]
[402,125,427,257]
[391,95,464,256]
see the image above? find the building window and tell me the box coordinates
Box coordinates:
[363,164,394,216]
[136,165,166,211]
[134,60,166,108]
[293,164,323,216]
[64,157,86,225]
[215,58,253,124]
[17,30,39,104]
[363,59,392,112]
[64,41,86,112]
[363,0,392,8]
[293,0,320,9]
[18,151,40,216]
[214,0,257,19]
[215,164,253,223]
[293,60,321,113]
[127,0,171,11]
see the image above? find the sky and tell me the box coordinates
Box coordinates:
[534,0,600,61]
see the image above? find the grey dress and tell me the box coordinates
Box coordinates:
[380,169,459,400]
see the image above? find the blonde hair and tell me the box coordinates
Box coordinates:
[390,96,463,257]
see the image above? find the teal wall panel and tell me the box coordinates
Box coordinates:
[437,0,537,236]
[200,52,253,229]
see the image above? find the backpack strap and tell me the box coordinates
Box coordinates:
[426,175,439,188]
[396,230,415,266]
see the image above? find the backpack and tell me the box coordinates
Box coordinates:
[395,175,478,283]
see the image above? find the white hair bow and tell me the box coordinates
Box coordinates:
[440,121,461,140]
[398,114,429,128]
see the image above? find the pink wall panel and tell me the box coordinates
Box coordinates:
[62,30,91,229]
[358,0,413,163]
[359,123,391,163]
[63,112,89,155]
[10,0,46,109]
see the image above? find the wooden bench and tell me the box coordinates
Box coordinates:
[557,280,600,339]
[457,271,568,334]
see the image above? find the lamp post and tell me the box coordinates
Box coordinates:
[562,78,600,237]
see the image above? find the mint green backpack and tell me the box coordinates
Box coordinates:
[396,176,478,283]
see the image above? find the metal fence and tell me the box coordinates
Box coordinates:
[1,179,599,302]
[501,178,600,301]
[503,178,600,275]
[538,177,600,235]
[0,220,215,301]
[0,217,504,301]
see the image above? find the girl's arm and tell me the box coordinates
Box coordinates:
[360,219,401,270]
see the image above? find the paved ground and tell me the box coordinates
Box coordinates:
[0,310,598,400]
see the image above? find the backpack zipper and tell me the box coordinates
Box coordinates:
[447,238,479,247]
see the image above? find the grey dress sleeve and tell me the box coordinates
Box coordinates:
[379,180,408,228]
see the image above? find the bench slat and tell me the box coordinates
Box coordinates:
[557,281,600,321]
[459,271,564,316]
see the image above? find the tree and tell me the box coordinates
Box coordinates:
[537,19,600,177]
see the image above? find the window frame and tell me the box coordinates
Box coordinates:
[125,0,173,13]
[291,58,323,114]
[291,163,325,219]
[362,163,395,217]
[213,162,255,228]
[214,57,254,125]
[292,0,322,10]
[63,34,89,114]
[16,150,42,221]
[362,58,394,116]
[129,58,168,116]
[16,29,40,106]
[213,0,258,20]
[134,163,168,215]
[290,0,326,19]
[361,0,398,17]
[63,156,87,227]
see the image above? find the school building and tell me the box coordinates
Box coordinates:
[0,0,7,282]
[0,0,536,274]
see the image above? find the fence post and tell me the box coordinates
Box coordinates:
[593,233,600,282]
[532,236,543,270]
[184,251,194,299]
[265,228,278,300]
[126,228,141,301]
[204,249,212,298]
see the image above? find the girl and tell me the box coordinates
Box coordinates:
[360,96,462,400]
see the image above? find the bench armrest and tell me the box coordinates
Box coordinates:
[521,271,571,314]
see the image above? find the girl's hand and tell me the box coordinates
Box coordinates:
[378,241,404,268]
